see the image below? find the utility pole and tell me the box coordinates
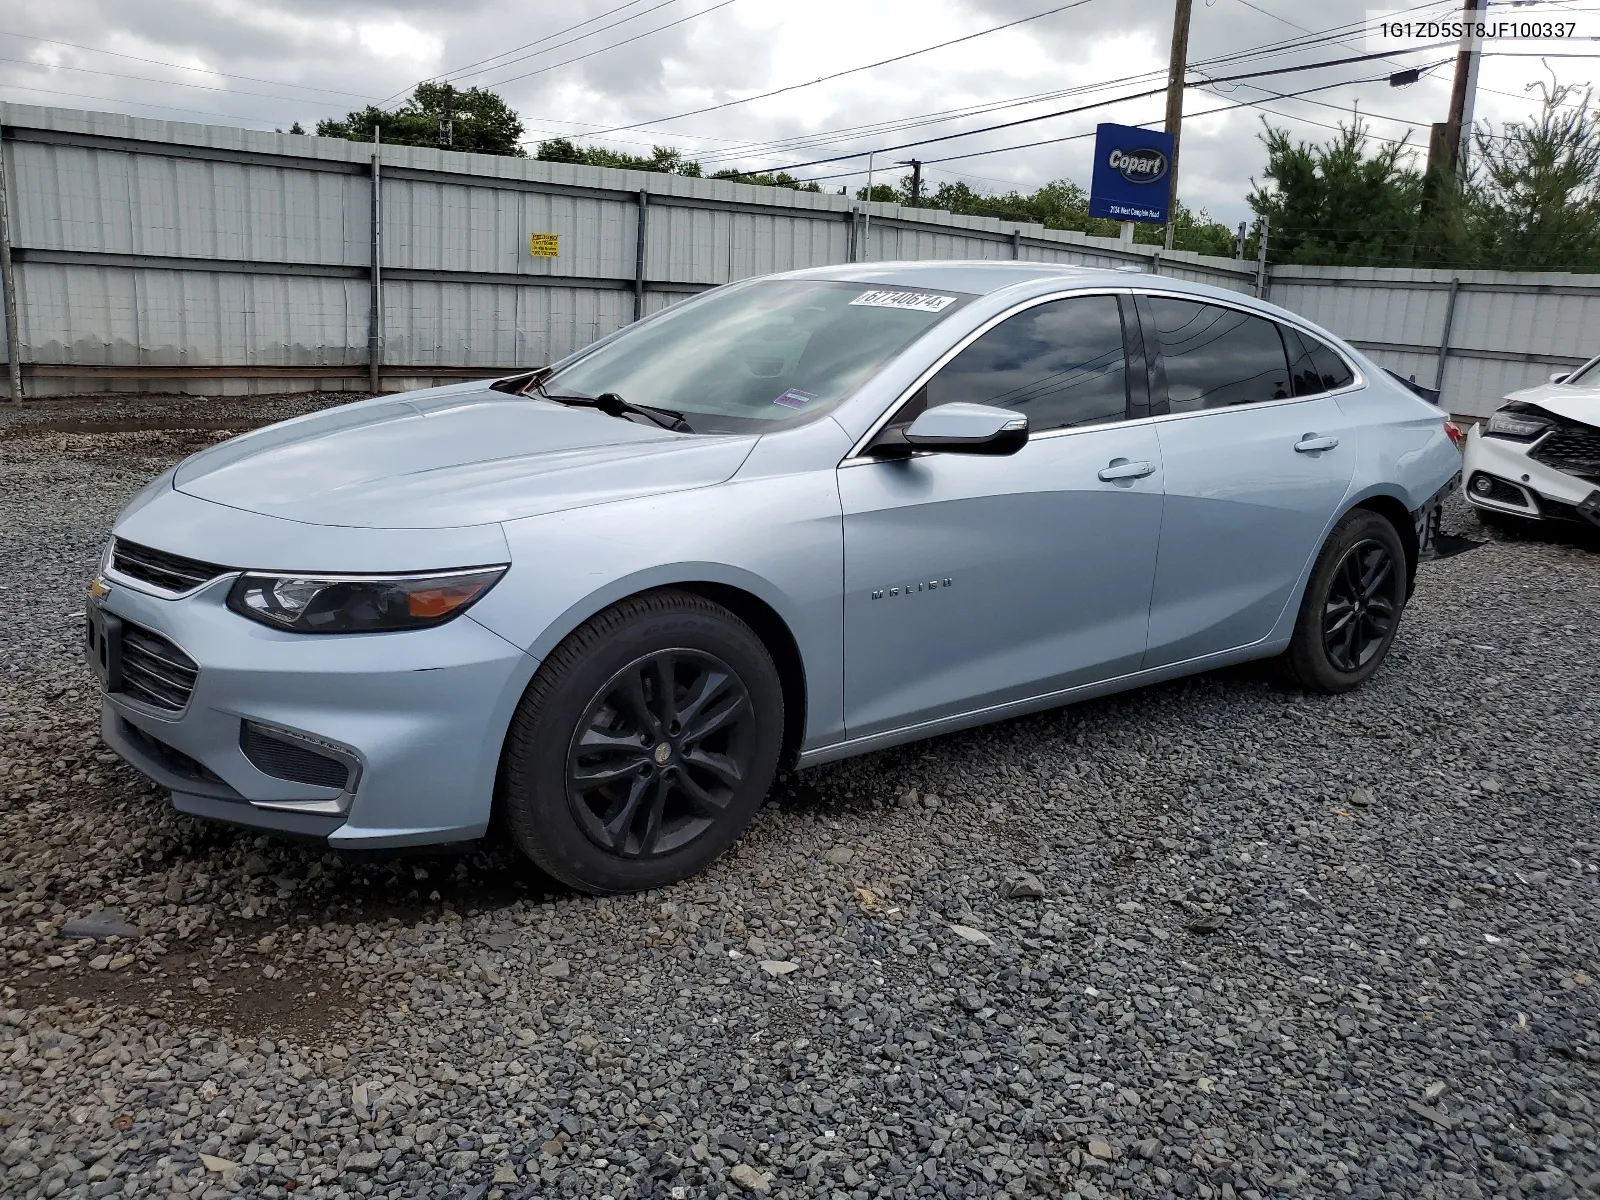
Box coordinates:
[1430,0,1487,184]
[1235,220,1247,260]
[438,82,455,150]
[862,151,875,261]
[1162,0,1194,251]
[0,124,22,403]
[897,159,923,207]
[369,126,383,397]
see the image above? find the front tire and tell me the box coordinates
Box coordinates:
[1280,510,1408,694]
[499,590,784,894]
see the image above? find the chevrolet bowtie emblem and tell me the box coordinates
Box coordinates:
[88,578,111,602]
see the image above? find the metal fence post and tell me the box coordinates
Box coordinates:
[1011,229,1021,260]
[633,190,648,322]
[1254,214,1270,300]
[368,143,382,395]
[1435,276,1461,392]
[0,125,23,403]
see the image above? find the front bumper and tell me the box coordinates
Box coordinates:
[91,574,536,848]
[1462,424,1600,522]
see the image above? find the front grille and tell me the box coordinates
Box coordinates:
[239,722,351,790]
[118,623,199,712]
[1468,472,1534,510]
[111,538,229,593]
[1531,421,1600,480]
[118,718,226,786]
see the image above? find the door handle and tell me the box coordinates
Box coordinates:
[1098,459,1155,482]
[1294,434,1339,453]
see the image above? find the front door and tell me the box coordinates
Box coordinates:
[839,292,1164,740]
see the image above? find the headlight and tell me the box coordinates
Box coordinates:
[226,566,506,634]
[1485,407,1552,440]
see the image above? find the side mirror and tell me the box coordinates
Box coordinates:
[895,402,1028,456]
[1549,372,1570,384]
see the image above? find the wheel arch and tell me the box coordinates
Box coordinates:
[1343,491,1420,595]
[498,569,812,773]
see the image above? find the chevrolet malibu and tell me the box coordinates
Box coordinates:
[86,262,1461,893]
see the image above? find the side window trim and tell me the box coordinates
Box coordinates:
[847,287,1139,459]
[1120,294,1151,421]
[1129,288,1365,417]
[1278,324,1325,398]
[1132,292,1169,418]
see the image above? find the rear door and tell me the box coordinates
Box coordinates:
[1137,294,1358,668]
[839,292,1164,739]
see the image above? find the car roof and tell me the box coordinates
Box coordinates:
[776,259,1134,295]
[774,258,1263,309]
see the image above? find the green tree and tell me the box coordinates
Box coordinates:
[1247,117,1424,266]
[537,138,705,175]
[316,83,526,156]
[716,170,821,192]
[908,176,1232,255]
[1468,82,1600,270]
[856,183,901,202]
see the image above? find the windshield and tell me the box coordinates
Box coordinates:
[545,279,972,433]
[1567,354,1600,385]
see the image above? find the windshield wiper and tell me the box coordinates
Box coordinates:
[533,380,693,433]
[491,366,693,432]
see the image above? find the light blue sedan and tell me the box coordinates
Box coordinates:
[86,262,1461,892]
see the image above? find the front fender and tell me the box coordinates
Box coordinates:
[465,453,847,750]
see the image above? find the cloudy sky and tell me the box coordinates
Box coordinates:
[0,0,1588,226]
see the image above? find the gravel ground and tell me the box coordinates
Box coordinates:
[0,392,1597,1200]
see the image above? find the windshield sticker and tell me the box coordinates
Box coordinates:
[849,289,958,313]
[772,388,816,410]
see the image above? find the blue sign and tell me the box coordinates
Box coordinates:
[1088,123,1174,225]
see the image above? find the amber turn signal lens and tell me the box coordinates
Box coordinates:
[406,582,488,619]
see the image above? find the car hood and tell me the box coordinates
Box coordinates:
[173,382,759,528]
[1506,382,1600,428]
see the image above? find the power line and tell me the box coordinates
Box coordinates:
[375,0,668,106]
[0,29,381,101]
[583,0,1104,137]
[919,72,1401,164]
[433,0,664,88]
[621,0,1448,174]
[0,53,374,109]
[477,0,741,91]
[0,80,288,126]
[720,41,1462,179]
[767,72,1407,184]
[454,0,682,86]
[518,0,1442,178]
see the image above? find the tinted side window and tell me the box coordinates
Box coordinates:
[924,295,1130,432]
[1281,326,1325,397]
[1305,335,1354,391]
[1150,298,1290,411]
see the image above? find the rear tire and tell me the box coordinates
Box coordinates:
[1280,509,1408,694]
[499,590,783,894]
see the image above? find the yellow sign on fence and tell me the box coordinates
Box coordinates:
[528,233,559,258]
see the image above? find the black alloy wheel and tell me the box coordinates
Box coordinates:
[567,650,756,859]
[1280,508,1409,694]
[1320,539,1401,673]
[499,589,784,894]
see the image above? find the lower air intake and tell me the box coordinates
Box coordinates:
[239,722,352,790]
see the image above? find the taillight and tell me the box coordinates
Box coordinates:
[1443,420,1466,445]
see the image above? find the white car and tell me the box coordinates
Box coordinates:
[1463,353,1600,529]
